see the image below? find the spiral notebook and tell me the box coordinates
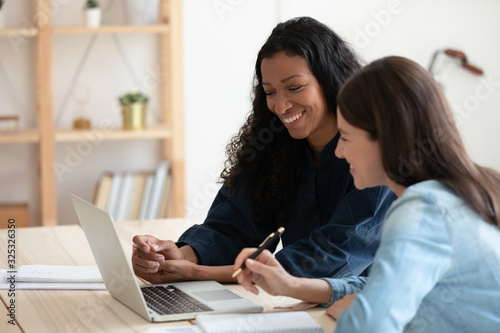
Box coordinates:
[195,311,324,333]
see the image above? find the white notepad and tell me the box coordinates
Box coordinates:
[195,311,324,333]
[0,266,106,290]
[10,265,103,283]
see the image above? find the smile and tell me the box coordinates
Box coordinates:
[283,111,304,124]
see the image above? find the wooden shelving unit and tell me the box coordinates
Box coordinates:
[55,125,172,143]
[53,25,169,35]
[0,27,38,37]
[0,0,185,226]
[0,129,39,143]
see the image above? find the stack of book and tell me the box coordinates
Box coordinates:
[93,161,172,221]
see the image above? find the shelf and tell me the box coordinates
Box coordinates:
[54,125,172,142]
[0,28,38,37]
[0,129,39,143]
[0,0,184,226]
[52,25,169,35]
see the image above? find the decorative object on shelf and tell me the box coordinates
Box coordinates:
[0,115,19,132]
[84,0,101,28]
[428,48,484,90]
[0,0,6,29]
[0,202,30,228]
[124,0,159,25]
[72,82,91,129]
[119,92,149,130]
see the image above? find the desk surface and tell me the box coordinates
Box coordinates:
[0,219,336,332]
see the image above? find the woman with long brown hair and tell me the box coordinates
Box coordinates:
[234,56,500,332]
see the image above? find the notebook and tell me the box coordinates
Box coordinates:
[71,194,263,322]
[195,311,324,333]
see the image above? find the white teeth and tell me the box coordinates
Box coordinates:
[283,112,304,124]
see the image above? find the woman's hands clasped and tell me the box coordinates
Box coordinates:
[132,235,197,284]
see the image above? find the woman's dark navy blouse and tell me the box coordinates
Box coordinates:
[178,134,396,278]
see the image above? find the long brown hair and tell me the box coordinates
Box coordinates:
[337,56,500,226]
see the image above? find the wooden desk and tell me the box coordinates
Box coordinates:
[0,219,336,332]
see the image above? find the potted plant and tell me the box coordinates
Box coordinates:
[84,0,101,28]
[0,1,6,29]
[119,92,149,130]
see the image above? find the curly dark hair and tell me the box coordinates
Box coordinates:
[220,17,362,227]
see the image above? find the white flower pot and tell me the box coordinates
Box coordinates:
[84,8,102,28]
[124,0,159,25]
[0,11,6,29]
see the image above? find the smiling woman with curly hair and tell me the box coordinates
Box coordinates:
[131,17,396,284]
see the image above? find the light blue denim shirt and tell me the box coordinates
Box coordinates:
[322,180,500,333]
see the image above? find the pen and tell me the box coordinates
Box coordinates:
[232,227,285,278]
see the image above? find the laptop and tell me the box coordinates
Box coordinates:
[71,194,263,322]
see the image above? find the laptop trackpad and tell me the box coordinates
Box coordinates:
[192,289,242,302]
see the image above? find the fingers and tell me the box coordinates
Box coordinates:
[132,235,158,253]
[234,248,258,271]
[157,240,183,259]
[237,268,260,295]
[234,248,281,295]
[250,249,277,266]
[134,244,165,262]
[132,238,167,274]
[132,250,161,273]
[244,255,274,276]
[132,236,179,259]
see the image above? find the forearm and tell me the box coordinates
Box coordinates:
[191,265,236,283]
[288,277,332,304]
[179,245,200,264]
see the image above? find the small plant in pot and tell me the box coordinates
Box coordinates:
[119,92,149,130]
[84,0,101,28]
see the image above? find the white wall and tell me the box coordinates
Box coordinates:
[1,0,499,225]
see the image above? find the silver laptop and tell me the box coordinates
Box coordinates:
[71,194,263,322]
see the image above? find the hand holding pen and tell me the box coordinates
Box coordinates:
[232,227,285,278]
[233,227,300,297]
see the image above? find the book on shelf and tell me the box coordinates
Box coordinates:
[106,173,123,219]
[145,161,170,220]
[138,173,154,220]
[93,161,172,221]
[158,171,173,218]
[115,173,136,221]
[129,172,147,220]
[93,172,113,210]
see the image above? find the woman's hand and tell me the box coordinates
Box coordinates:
[234,248,333,304]
[234,248,299,297]
[131,235,237,283]
[326,293,358,320]
[132,235,184,273]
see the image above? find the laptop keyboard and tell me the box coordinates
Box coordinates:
[142,285,213,315]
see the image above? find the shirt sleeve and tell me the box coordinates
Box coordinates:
[320,276,368,307]
[177,185,275,266]
[334,192,453,333]
[275,186,397,278]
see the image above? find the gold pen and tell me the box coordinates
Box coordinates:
[232,227,285,278]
